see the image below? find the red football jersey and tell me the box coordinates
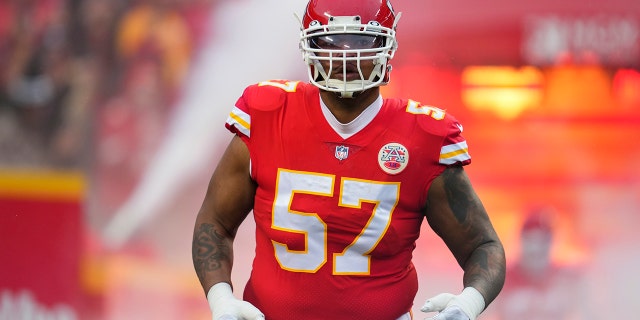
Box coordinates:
[225,80,470,320]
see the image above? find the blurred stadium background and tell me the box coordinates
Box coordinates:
[0,0,639,319]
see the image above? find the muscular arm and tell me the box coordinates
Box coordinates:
[425,166,506,306]
[192,135,256,293]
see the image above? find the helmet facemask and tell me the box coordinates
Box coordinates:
[298,14,400,98]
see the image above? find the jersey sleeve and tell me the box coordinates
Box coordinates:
[225,94,252,139]
[438,117,471,166]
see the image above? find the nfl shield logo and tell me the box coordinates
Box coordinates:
[335,145,349,160]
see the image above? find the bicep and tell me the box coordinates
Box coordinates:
[425,166,499,267]
[195,135,256,237]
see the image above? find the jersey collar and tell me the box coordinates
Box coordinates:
[319,94,383,139]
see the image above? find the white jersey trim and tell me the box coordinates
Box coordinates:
[320,94,383,139]
[226,106,251,137]
[440,141,470,165]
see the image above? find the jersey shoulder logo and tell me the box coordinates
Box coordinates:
[378,142,409,175]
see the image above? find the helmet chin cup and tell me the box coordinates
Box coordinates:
[325,79,366,97]
[336,90,355,99]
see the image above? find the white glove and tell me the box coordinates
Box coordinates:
[421,287,485,320]
[207,282,265,320]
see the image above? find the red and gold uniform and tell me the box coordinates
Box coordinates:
[225,80,470,320]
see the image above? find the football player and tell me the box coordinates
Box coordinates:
[192,1,506,319]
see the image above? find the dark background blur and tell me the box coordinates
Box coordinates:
[0,0,639,319]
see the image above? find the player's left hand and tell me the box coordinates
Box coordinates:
[422,305,469,320]
[420,288,485,320]
[421,293,469,320]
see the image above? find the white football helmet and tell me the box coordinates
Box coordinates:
[298,0,401,98]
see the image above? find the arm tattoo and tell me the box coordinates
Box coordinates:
[192,223,232,284]
[441,166,477,224]
[440,166,506,304]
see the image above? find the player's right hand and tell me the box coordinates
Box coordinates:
[208,282,265,320]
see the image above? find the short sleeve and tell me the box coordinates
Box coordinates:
[438,119,471,166]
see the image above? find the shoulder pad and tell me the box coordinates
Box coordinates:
[404,99,455,136]
[242,80,300,111]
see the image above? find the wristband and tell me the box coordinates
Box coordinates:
[456,287,485,320]
[207,282,234,312]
